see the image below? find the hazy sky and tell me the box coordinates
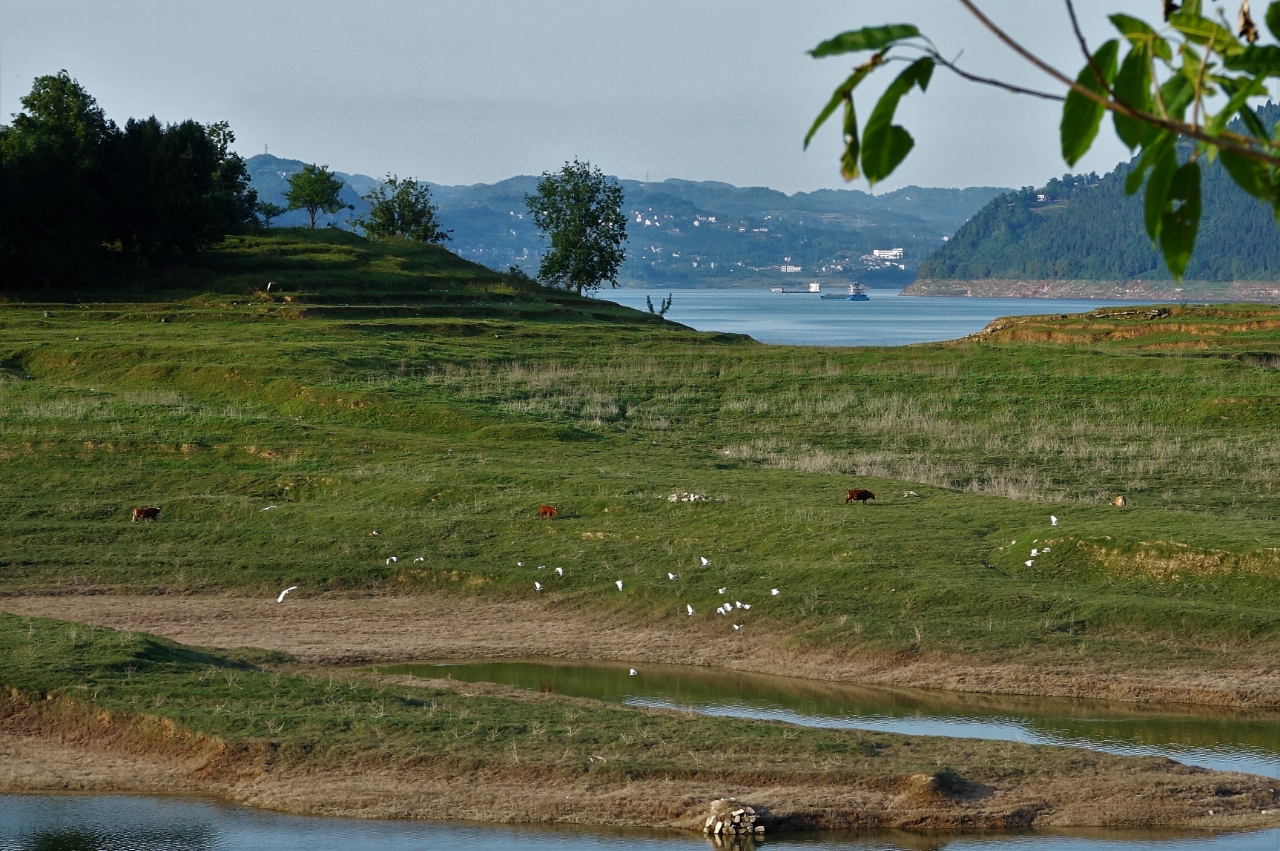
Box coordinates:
[2,0,1209,193]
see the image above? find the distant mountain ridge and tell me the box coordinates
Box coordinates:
[912,104,1280,297]
[246,154,1005,288]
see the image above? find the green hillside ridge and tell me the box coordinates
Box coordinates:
[246,154,1006,288]
[916,105,1280,289]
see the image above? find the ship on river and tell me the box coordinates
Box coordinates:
[820,283,869,301]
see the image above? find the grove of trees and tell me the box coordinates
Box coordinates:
[0,71,260,289]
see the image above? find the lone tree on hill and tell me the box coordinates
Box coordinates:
[806,0,1280,281]
[357,175,451,243]
[284,163,350,228]
[525,158,627,296]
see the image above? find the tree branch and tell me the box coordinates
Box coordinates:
[1064,0,1113,94]
[929,55,1065,101]
[955,0,1280,168]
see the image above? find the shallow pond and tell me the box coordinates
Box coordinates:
[375,659,1280,779]
[2,794,1276,850]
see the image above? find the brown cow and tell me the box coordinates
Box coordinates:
[131,506,161,522]
[845,489,876,505]
[1110,495,1127,507]
[538,504,559,519]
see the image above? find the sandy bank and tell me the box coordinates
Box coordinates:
[4,593,1279,708]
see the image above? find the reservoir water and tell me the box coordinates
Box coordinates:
[605,290,1145,347]
[3,794,1277,850]
[376,659,1280,780]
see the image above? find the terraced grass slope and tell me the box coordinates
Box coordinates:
[3,246,1280,678]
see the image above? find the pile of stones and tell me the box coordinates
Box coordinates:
[703,798,764,836]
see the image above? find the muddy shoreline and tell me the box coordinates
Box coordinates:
[4,682,1280,833]
[4,593,1279,709]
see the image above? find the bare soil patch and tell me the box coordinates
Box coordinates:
[4,593,1280,708]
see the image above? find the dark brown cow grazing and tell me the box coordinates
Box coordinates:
[538,504,559,519]
[131,506,160,522]
[845,489,876,505]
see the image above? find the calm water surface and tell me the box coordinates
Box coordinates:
[378,660,1280,780]
[2,795,1277,850]
[606,290,1146,347]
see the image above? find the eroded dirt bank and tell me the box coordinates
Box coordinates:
[3,593,1280,708]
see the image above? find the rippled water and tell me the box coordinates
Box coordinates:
[2,795,1277,850]
[377,659,1280,779]
[604,290,1146,347]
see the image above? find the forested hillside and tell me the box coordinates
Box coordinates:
[916,105,1280,285]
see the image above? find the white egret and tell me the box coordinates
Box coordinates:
[518,562,525,567]
[718,588,726,594]
[700,557,710,566]
[1025,560,1034,567]
[1030,549,1039,557]
[1043,547,1051,553]
[668,572,676,580]
[535,582,543,591]
[771,589,779,596]
[734,601,742,609]
[276,586,297,603]
[413,557,425,563]
[743,604,751,610]
[629,668,637,676]
[615,580,624,591]
[370,530,379,536]
[1051,515,1058,526]
[687,604,694,615]
[555,567,563,576]
[261,505,277,511]
[538,565,546,570]
[732,624,741,631]
[386,557,397,565]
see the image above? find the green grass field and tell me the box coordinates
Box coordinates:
[4,231,1280,672]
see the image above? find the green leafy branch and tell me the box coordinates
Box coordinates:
[807,0,1280,279]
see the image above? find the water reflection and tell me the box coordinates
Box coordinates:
[1,795,1277,850]
[376,659,1280,778]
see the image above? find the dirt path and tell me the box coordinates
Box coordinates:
[5,593,1280,708]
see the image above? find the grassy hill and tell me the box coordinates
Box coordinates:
[3,228,673,325]
[3,234,1280,676]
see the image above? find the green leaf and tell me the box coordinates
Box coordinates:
[840,97,861,181]
[1168,11,1241,53]
[1110,13,1158,38]
[804,61,880,150]
[1113,44,1152,150]
[1159,73,1195,120]
[1109,13,1174,61]
[1159,160,1202,280]
[1219,148,1276,201]
[1061,39,1120,166]
[860,58,933,185]
[1206,76,1266,135]
[1267,1,1280,41]
[1142,141,1178,241]
[1223,44,1280,74]
[1125,130,1175,196]
[809,24,919,58]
